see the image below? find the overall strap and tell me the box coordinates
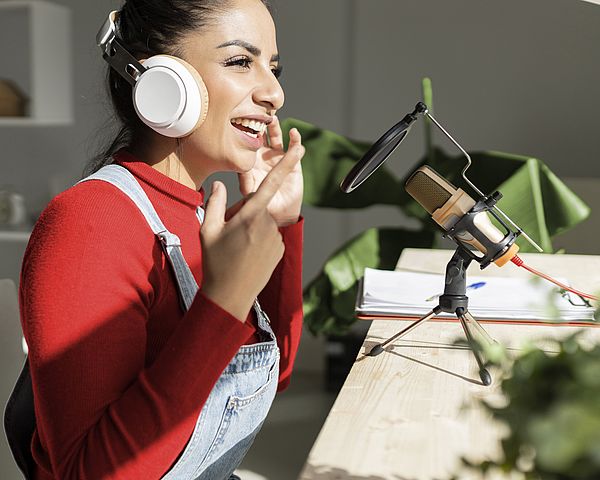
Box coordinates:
[79,164,199,311]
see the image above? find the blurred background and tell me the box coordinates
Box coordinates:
[1,0,599,478]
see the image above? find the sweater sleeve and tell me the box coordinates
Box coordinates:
[21,183,255,480]
[257,217,304,392]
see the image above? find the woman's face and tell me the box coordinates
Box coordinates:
[179,0,284,179]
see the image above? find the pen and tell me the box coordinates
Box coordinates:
[425,281,487,302]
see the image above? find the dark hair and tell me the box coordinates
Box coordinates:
[86,0,271,176]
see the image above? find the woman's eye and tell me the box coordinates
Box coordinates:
[272,65,283,79]
[224,56,252,69]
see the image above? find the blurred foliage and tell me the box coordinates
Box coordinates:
[462,331,600,479]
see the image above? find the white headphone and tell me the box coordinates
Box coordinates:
[96,11,209,138]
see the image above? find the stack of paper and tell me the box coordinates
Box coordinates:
[356,268,596,323]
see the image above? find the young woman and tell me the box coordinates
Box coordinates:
[19,0,305,478]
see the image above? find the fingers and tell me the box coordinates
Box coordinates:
[266,115,284,150]
[287,126,304,158]
[246,128,305,212]
[202,181,227,233]
[237,171,255,197]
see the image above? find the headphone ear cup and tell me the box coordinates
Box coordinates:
[132,55,209,138]
[169,56,209,133]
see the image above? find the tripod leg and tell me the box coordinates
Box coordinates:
[457,312,492,386]
[463,310,497,345]
[367,306,442,356]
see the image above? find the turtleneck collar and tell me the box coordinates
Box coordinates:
[113,150,205,209]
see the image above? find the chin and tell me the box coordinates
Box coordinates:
[229,154,258,173]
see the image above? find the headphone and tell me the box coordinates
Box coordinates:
[96,11,209,138]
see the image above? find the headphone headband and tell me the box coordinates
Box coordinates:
[97,11,146,86]
[96,10,118,48]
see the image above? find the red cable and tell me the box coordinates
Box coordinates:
[511,255,598,302]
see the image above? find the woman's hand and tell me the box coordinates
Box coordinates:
[201,137,305,321]
[238,117,304,227]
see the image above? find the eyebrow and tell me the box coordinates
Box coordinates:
[217,39,280,62]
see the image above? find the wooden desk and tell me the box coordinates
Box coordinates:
[299,248,600,480]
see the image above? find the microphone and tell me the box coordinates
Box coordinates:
[405,165,519,267]
[340,101,544,254]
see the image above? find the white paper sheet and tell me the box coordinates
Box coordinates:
[356,268,595,322]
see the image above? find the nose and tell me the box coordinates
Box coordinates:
[254,67,284,112]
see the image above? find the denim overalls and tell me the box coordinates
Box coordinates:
[81,164,280,480]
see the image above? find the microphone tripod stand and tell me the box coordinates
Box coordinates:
[367,247,496,386]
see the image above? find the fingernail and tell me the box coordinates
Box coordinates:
[212,181,219,193]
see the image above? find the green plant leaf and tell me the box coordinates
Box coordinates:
[303,227,435,336]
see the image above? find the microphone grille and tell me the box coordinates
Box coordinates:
[405,167,456,214]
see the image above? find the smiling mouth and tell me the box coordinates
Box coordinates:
[231,118,267,139]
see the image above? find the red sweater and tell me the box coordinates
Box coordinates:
[19,151,304,479]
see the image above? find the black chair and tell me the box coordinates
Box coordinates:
[4,358,36,479]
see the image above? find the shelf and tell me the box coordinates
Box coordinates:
[0,117,70,126]
[0,0,72,125]
[0,230,31,242]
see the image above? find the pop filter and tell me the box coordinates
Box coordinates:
[340,102,428,192]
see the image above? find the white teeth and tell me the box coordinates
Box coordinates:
[232,118,267,135]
